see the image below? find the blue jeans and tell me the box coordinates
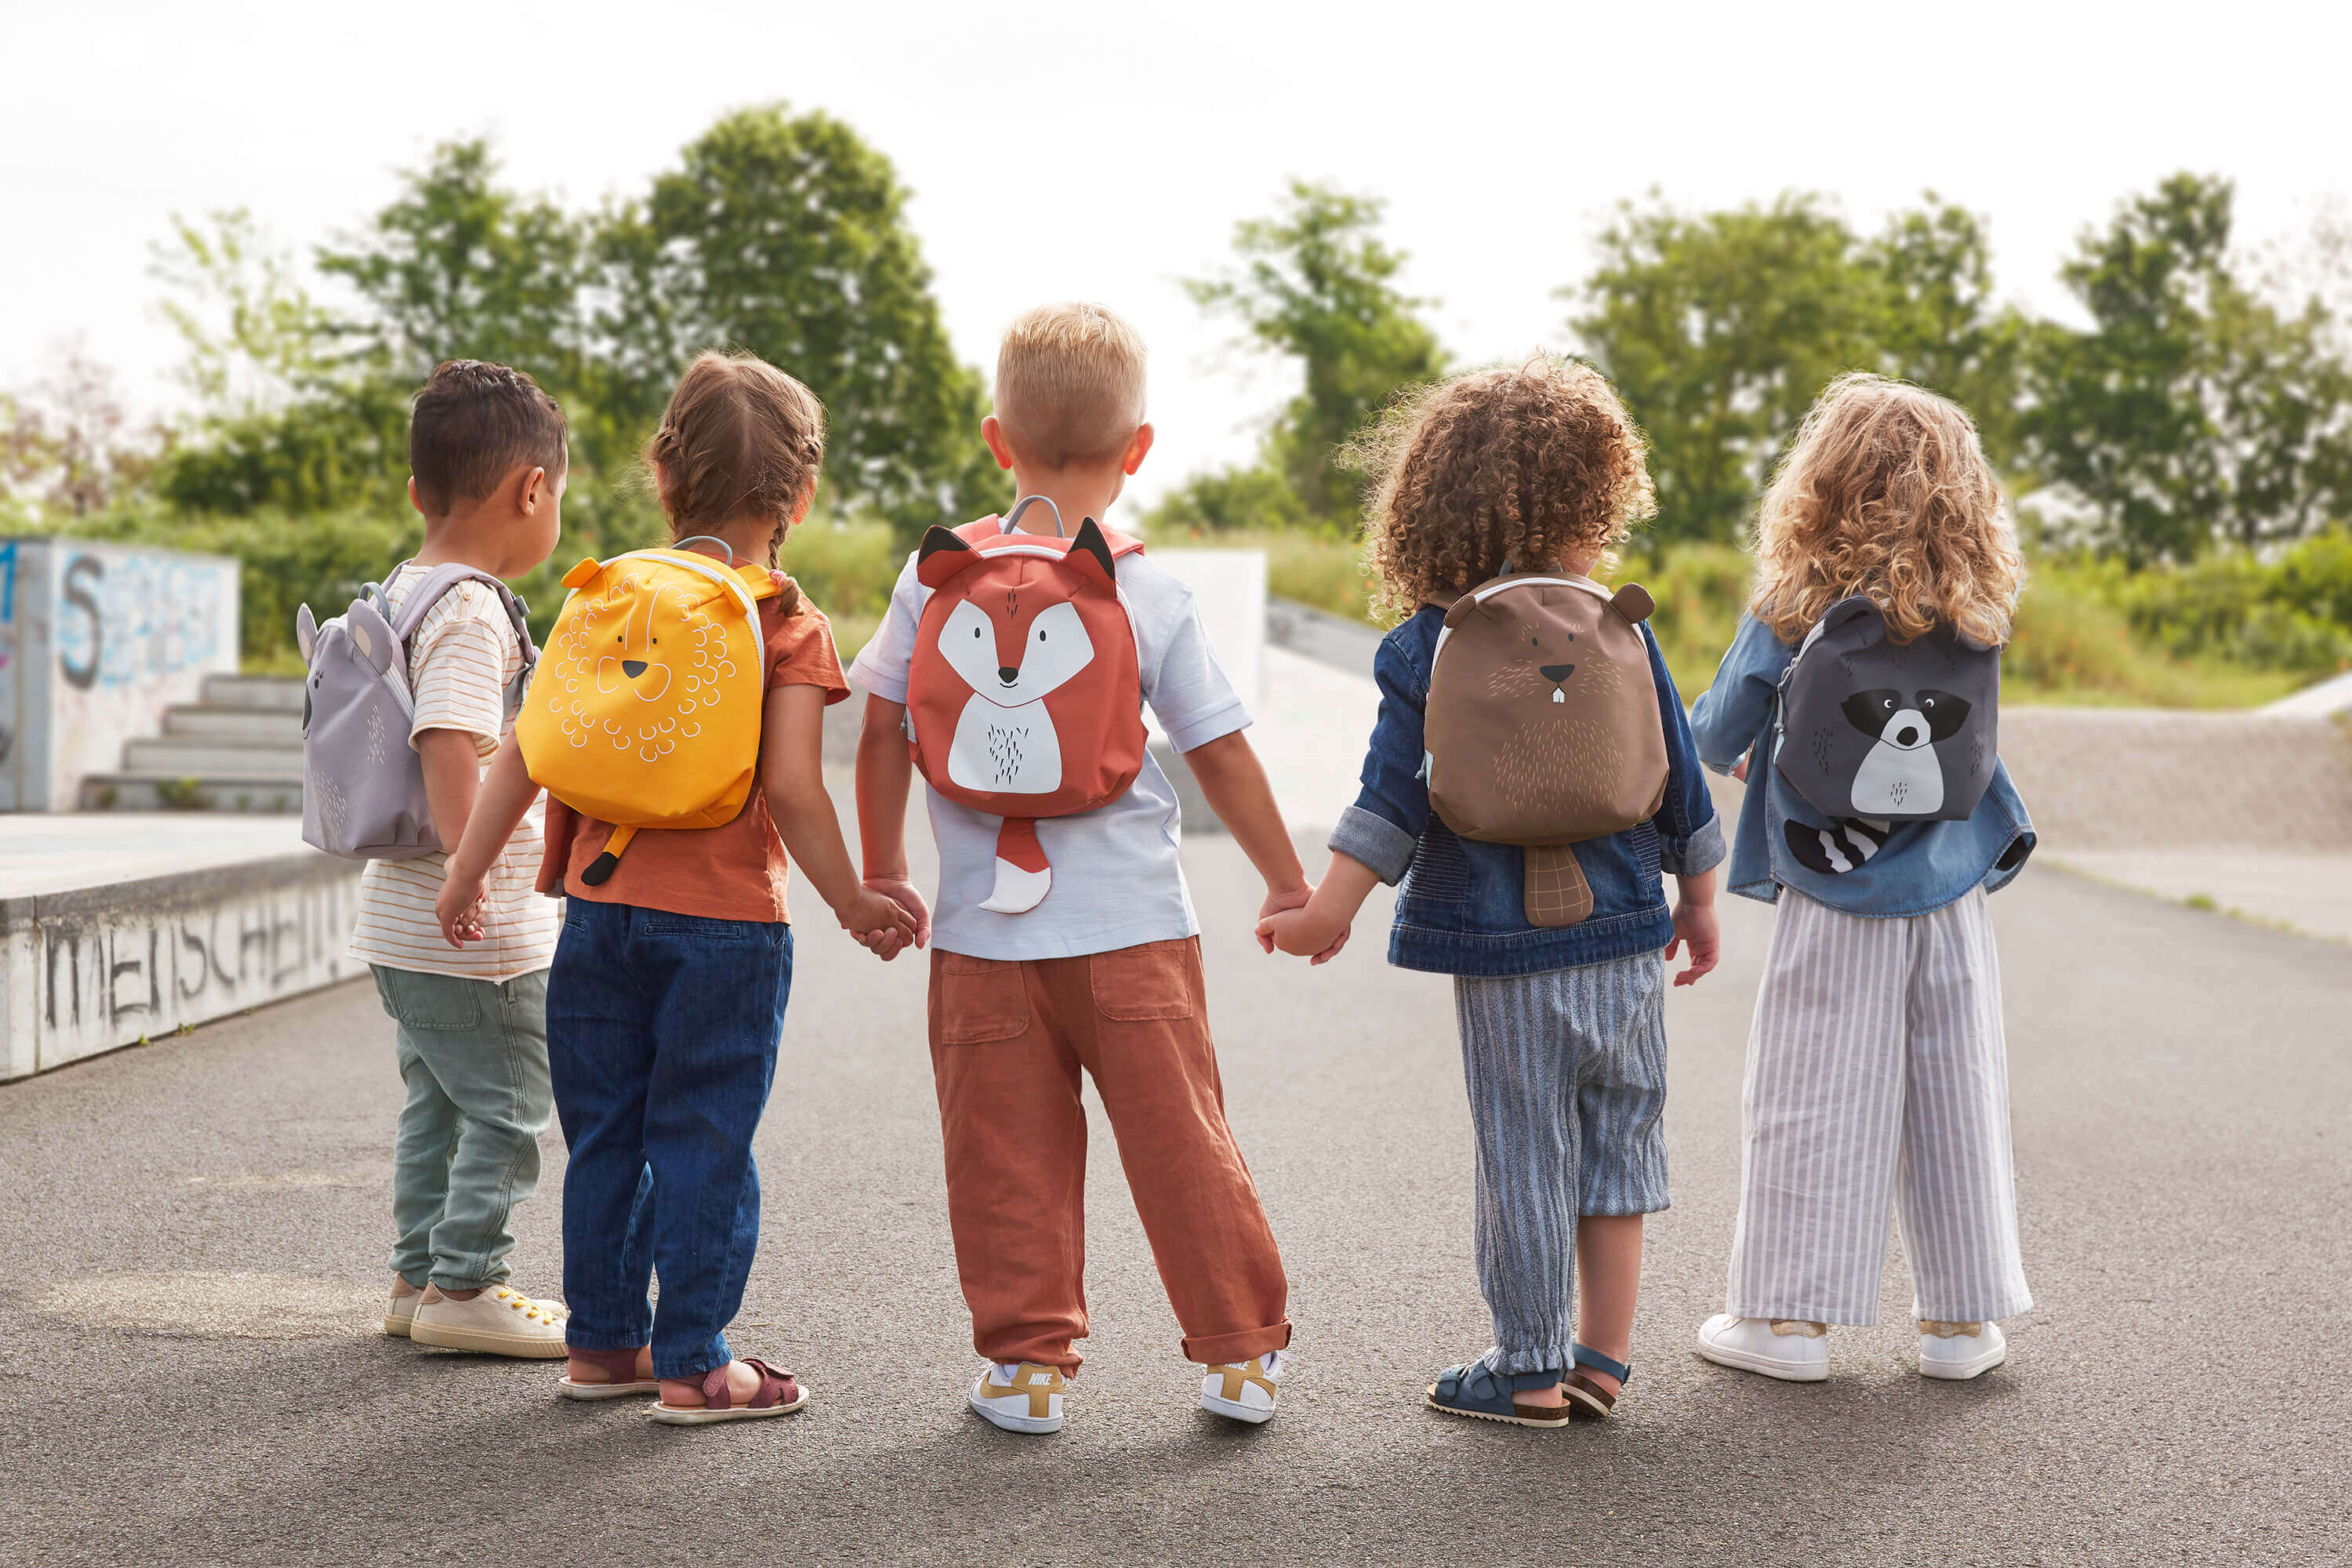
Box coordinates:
[546,900,793,1380]
[372,965,553,1291]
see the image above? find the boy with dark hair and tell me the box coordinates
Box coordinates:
[362,359,573,1357]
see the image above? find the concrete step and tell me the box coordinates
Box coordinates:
[164,706,305,740]
[122,737,303,777]
[78,775,304,813]
[201,674,307,712]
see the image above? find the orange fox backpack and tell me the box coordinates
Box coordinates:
[515,536,782,884]
[904,497,1147,916]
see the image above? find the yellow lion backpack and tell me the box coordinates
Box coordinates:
[517,536,781,884]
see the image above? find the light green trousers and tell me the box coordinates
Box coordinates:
[372,965,553,1291]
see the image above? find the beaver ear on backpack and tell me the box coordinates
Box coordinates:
[1442,596,1499,630]
[1065,517,1117,590]
[1609,583,1656,624]
[916,526,978,589]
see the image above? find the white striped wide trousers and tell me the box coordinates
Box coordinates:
[1726,886,2033,1326]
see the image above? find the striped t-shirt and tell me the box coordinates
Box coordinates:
[349,562,562,982]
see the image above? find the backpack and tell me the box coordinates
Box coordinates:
[1773,594,2000,824]
[904,497,1147,916]
[295,563,535,860]
[514,538,783,885]
[1421,571,1669,928]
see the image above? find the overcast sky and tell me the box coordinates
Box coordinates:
[5,0,2347,509]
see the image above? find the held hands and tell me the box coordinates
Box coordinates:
[843,876,928,962]
[1255,883,1350,965]
[1666,895,1720,986]
[435,873,488,948]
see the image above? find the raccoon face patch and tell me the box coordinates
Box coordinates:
[1842,688,1972,815]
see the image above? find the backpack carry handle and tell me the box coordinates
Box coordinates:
[1000,495,1066,538]
[671,535,737,564]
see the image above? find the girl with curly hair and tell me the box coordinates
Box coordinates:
[1690,372,2036,1386]
[1262,354,1726,1425]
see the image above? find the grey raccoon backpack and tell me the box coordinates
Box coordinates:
[1773,595,1998,822]
[295,563,535,859]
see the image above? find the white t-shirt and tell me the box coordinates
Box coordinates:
[348,564,561,983]
[848,544,1249,961]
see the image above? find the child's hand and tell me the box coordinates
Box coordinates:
[1730,747,1751,782]
[1255,884,1312,954]
[859,874,931,960]
[837,887,917,960]
[436,876,487,947]
[1667,897,1720,986]
[1257,903,1351,965]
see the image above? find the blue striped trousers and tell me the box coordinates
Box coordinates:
[1453,953,1671,1375]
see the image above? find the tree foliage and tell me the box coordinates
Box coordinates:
[2024,173,2352,562]
[1174,180,1446,528]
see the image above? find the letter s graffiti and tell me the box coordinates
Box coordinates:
[59,554,103,691]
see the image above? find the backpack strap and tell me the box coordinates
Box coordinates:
[385,561,540,720]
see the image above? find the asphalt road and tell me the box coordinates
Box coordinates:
[2,834,2347,1566]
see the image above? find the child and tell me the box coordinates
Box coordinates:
[1261,355,1724,1425]
[850,302,1300,1433]
[439,350,915,1424]
[358,359,572,1358]
[1690,373,2034,1383]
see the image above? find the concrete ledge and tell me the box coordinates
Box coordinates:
[1,850,365,1080]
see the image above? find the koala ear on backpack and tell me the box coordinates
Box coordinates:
[295,604,318,663]
[1609,583,1656,625]
[916,527,978,590]
[1065,518,1117,591]
[344,600,397,675]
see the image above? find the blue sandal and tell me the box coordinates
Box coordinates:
[1425,1359,1575,1428]
[1562,1342,1632,1419]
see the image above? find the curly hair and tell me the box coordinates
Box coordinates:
[1351,354,1655,622]
[1751,373,2025,648]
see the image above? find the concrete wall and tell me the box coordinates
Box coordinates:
[0,853,365,1080]
[0,539,241,811]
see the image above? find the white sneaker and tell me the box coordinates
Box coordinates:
[969,1361,1066,1434]
[384,1284,420,1338]
[1695,1314,1831,1382]
[1918,1320,2006,1380]
[1200,1350,1283,1425]
[408,1284,569,1358]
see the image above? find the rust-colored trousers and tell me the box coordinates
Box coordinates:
[927,936,1291,1371]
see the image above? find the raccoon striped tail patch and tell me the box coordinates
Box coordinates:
[1784,817,1893,877]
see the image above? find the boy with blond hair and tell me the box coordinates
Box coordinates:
[851,302,1302,1432]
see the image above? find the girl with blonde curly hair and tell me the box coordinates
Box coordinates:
[1691,372,2037,1387]
[1264,354,1727,1425]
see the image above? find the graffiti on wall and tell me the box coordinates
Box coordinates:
[18,868,364,1072]
[51,550,229,692]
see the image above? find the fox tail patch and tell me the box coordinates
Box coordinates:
[980,816,1051,914]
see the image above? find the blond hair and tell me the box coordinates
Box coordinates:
[1353,354,1655,622]
[1751,373,2024,649]
[994,302,1147,466]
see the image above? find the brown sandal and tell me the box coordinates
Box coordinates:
[650,1357,809,1425]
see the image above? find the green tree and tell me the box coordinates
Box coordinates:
[2027,172,2352,562]
[597,105,996,539]
[1860,198,2038,472]
[1181,180,1447,526]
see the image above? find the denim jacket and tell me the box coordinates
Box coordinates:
[1329,603,1725,978]
[1691,611,2035,916]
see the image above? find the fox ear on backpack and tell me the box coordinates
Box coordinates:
[1065,518,1117,590]
[916,526,978,589]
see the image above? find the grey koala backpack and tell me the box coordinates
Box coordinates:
[1773,594,1998,823]
[295,564,535,859]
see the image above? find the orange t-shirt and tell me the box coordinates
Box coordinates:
[538,589,848,924]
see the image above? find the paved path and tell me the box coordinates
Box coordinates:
[2,826,2348,1566]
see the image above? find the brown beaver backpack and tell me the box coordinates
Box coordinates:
[1422,572,1668,927]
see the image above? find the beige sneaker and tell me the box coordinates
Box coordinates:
[969,1361,1067,1434]
[408,1285,569,1358]
[385,1283,421,1338]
